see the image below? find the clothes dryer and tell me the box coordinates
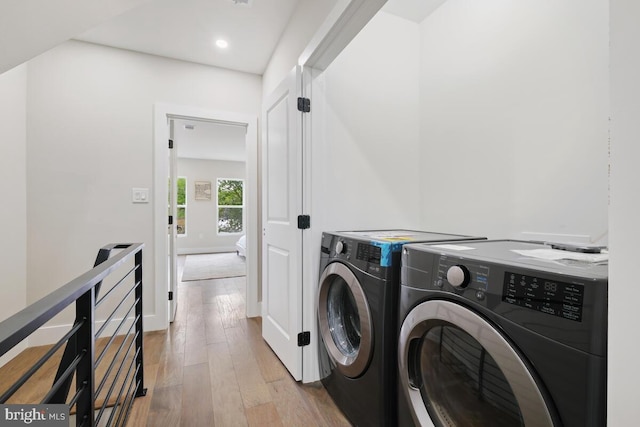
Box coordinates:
[397,240,608,427]
[317,230,485,426]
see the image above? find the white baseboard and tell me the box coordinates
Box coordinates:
[246,301,262,318]
[28,314,165,347]
[177,246,237,255]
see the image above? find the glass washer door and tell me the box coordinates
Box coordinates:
[398,300,554,427]
[318,262,373,378]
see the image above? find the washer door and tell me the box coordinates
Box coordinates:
[398,300,555,427]
[318,262,373,378]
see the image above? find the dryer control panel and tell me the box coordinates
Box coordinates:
[436,257,490,301]
[502,272,585,322]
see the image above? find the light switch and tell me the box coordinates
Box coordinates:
[132,188,150,203]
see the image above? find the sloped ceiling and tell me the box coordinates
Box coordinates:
[76,0,301,75]
[0,0,153,74]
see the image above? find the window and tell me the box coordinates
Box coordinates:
[177,177,186,235]
[169,177,187,235]
[217,178,244,234]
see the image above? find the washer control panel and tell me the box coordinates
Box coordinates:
[356,243,381,264]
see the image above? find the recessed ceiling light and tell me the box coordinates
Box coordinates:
[216,39,229,49]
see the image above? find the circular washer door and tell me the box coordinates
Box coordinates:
[398,300,555,427]
[318,262,373,378]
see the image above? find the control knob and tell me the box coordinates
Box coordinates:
[447,265,471,288]
[335,240,347,254]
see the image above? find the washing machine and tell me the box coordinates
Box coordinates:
[317,230,486,426]
[397,240,608,427]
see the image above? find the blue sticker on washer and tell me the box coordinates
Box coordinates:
[370,239,411,267]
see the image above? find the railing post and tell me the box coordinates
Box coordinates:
[134,249,146,397]
[75,287,95,427]
[49,247,113,404]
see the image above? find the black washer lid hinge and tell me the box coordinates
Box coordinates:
[297,332,310,347]
[297,215,310,230]
[169,139,174,149]
[168,291,174,301]
[297,97,310,113]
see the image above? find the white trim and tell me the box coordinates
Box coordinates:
[296,0,386,383]
[154,103,260,325]
[301,66,320,383]
[27,314,163,347]
[299,0,387,71]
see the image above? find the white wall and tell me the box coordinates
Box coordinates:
[303,11,421,380]
[418,0,609,242]
[177,158,246,254]
[609,1,640,424]
[262,0,339,97]
[313,11,421,233]
[0,64,28,365]
[25,40,262,340]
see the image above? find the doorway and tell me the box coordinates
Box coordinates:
[154,104,259,328]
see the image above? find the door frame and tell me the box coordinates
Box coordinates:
[153,103,260,327]
[297,0,387,382]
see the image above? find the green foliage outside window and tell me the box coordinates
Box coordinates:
[177,177,186,233]
[168,177,187,234]
[218,179,244,234]
[177,177,186,206]
[217,179,243,206]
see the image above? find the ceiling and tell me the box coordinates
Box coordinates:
[383,0,447,23]
[174,118,247,162]
[76,0,301,75]
[75,0,447,162]
[74,0,446,76]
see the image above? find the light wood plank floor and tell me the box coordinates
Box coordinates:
[0,255,351,426]
[128,255,351,427]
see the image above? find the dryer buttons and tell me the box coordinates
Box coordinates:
[447,265,471,288]
[476,290,486,301]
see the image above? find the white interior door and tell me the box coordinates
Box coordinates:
[262,66,304,380]
[168,119,178,322]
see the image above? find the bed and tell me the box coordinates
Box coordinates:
[236,235,246,258]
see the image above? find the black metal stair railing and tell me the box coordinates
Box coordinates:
[0,243,146,427]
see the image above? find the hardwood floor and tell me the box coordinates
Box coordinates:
[130,256,351,427]
[0,255,351,426]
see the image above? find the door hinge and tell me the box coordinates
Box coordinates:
[169,139,174,149]
[168,291,174,301]
[297,332,310,347]
[297,97,310,113]
[168,215,173,225]
[297,215,310,230]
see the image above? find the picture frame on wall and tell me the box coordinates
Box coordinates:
[194,181,212,200]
